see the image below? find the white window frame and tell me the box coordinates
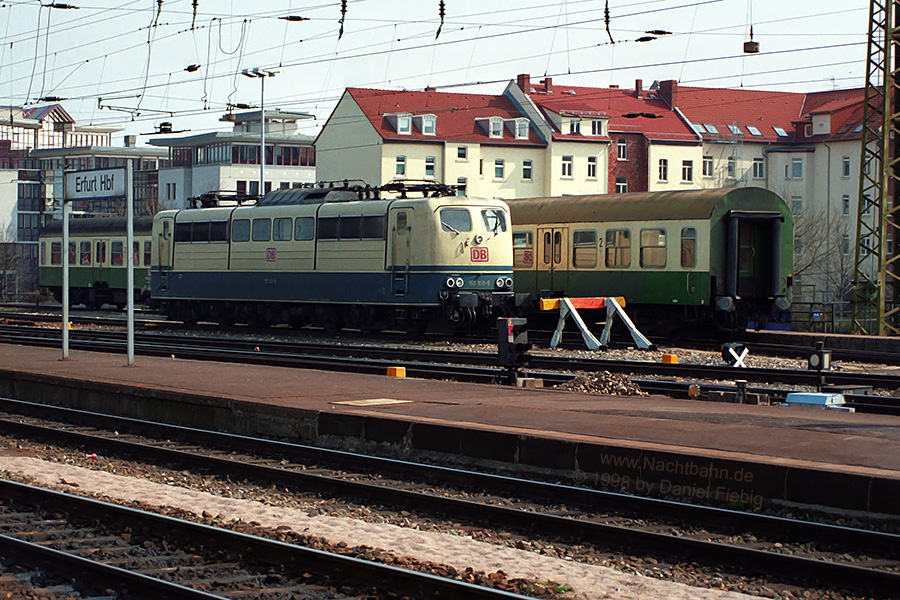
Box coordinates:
[790,157,803,179]
[397,114,411,134]
[702,156,713,178]
[494,158,505,179]
[615,177,628,193]
[682,160,693,182]
[658,158,668,182]
[396,155,406,176]
[490,117,503,138]
[522,159,533,181]
[587,156,597,179]
[842,156,851,178]
[421,114,436,135]
[561,155,573,178]
[591,120,603,136]
[515,119,530,139]
[727,156,736,179]
[457,146,467,161]
[617,139,627,161]
[569,119,581,135]
[425,156,436,178]
[842,194,850,217]
[752,157,764,179]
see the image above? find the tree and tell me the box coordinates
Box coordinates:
[791,204,854,308]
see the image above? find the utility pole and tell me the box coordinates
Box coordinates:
[853,0,900,334]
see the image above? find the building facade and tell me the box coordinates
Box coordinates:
[149,110,317,209]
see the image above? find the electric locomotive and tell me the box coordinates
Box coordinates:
[506,187,792,336]
[152,182,515,333]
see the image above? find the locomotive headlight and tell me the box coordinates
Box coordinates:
[474,234,484,244]
[505,277,513,288]
[455,277,464,288]
[445,277,456,288]
[495,277,506,289]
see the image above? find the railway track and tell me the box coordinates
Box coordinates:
[1,396,899,599]
[3,322,900,415]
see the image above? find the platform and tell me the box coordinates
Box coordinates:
[0,341,898,516]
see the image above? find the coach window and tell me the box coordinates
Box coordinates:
[440,208,472,233]
[40,242,46,265]
[681,227,697,268]
[605,229,631,268]
[252,218,272,242]
[513,231,533,267]
[640,228,667,268]
[111,241,124,266]
[273,217,292,241]
[51,242,61,265]
[294,217,314,240]
[231,219,251,242]
[80,242,91,265]
[482,208,507,233]
[68,242,76,265]
[573,230,597,268]
[143,241,152,265]
[133,242,141,266]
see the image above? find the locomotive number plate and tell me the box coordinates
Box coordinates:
[266,248,276,262]
[470,246,489,262]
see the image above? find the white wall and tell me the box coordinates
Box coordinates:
[315,92,383,186]
[647,143,704,191]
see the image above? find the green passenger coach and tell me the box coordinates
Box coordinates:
[506,187,793,335]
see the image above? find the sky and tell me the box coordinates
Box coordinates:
[0,0,869,143]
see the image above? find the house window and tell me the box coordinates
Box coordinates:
[522,159,533,181]
[397,114,411,134]
[516,119,529,139]
[704,123,719,134]
[457,178,467,196]
[728,124,742,135]
[615,177,628,193]
[490,117,503,138]
[617,139,627,160]
[682,160,693,182]
[681,227,696,268]
[640,228,667,268]
[747,125,762,136]
[791,196,803,216]
[591,120,603,135]
[396,155,406,176]
[587,156,597,179]
[752,158,765,179]
[494,159,505,179]
[569,119,581,135]
[425,156,436,178]
[842,234,850,255]
[421,114,436,135]
[702,156,713,177]
[562,155,573,178]
[457,146,467,160]
[842,156,851,177]
[794,236,802,255]
[842,194,850,216]
[727,156,736,178]
[658,159,668,181]
[236,180,247,194]
[790,157,803,179]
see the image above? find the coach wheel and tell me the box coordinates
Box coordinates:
[316,305,343,332]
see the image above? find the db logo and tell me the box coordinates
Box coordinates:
[266,248,276,262]
[470,246,489,262]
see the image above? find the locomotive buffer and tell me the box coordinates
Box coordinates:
[498,317,534,386]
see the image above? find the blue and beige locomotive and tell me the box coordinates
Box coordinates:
[506,187,792,335]
[151,182,515,333]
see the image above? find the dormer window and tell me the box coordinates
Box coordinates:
[569,119,581,135]
[397,113,412,134]
[413,114,437,135]
[490,117,503,138]
[591,120,604,136]
[515,119,530,139]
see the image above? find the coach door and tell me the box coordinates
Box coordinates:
[726,212,783,299]
[389,209,411,296]
[536,227,568,293]
[156,216,174,269]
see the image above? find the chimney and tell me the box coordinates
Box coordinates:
[517,73,531,92]
[124,135,136,147]
[540,78,553,94]
[635,79,643,98]
[610,84,619,89]
[659,80,678,108]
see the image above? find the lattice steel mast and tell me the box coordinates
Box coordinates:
[853,0,900,334]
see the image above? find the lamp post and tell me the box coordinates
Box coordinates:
[241,67,280,195]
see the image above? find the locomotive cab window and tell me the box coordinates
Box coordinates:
[605,229,631,268]
[294,217,314,240]
[440,208,472,233]
[175,222,192,242]
[232,219,250,242]
[481,208,507,233]
[640,228,667,268]
[572,229,597,268]
[681,227,697,268]
[111,241,124,266]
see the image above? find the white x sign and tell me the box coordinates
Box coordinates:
[728,346,749,368]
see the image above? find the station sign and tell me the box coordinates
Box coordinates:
[65,167,126,200]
